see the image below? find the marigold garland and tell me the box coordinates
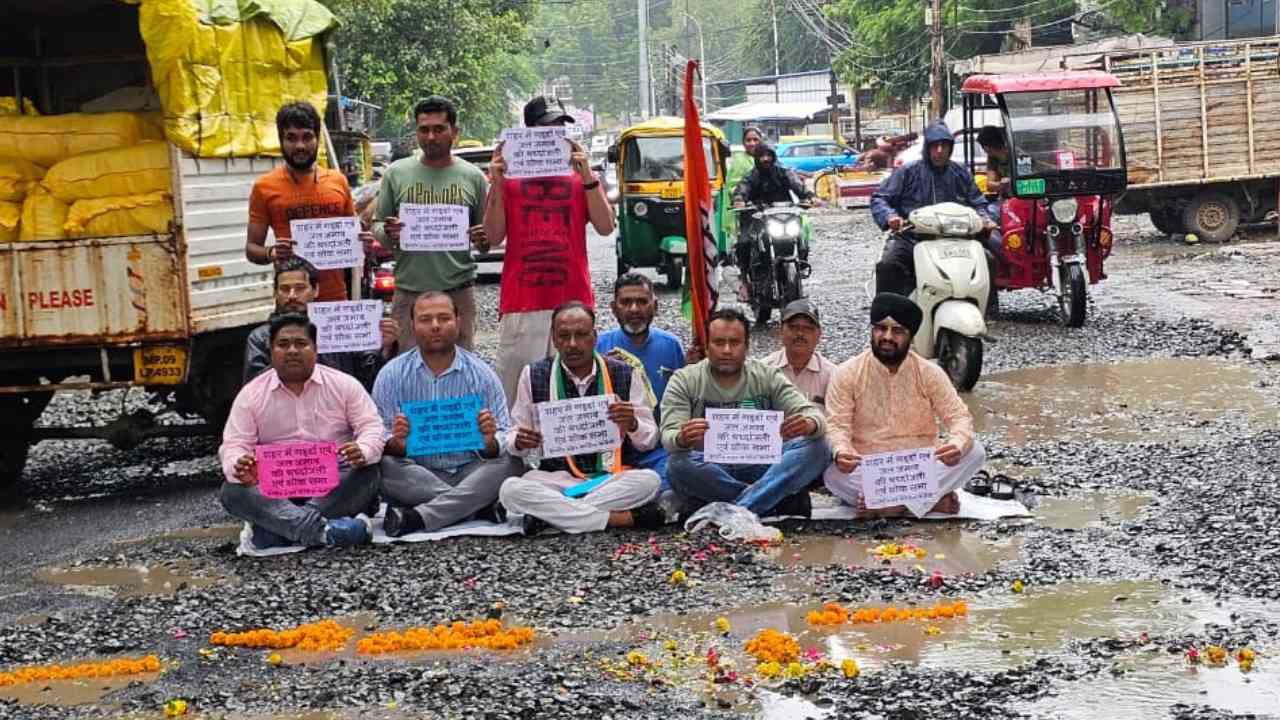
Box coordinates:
[356,619,535,655]
[210,619,354,652]
[0,655,161,687]
[807,600,969,626]
[744,628,801,665]
[868,543,928,561]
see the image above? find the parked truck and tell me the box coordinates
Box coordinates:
[0,0,337,488]
[1069,37,1280,241]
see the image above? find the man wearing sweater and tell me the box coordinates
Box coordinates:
[661,308,829,518]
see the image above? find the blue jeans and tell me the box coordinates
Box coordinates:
[667,436,831,516]
[634,447,671,491]
[219,465,379,546]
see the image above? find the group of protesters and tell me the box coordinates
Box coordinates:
[219,95,985,548]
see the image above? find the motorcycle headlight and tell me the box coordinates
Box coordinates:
[1051,198,1078,224]
[784,219,802,237]
[767,219,785,238]
[633,201,648,217]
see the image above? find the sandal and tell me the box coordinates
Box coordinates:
[965,470,992,497]
[989,474,1018,501]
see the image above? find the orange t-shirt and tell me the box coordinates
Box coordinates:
[248,166,356,301]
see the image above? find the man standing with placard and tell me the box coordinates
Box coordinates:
[245,102,373,301]
[498,302,664,535]
[483,96,616,405]
[822,293,985,517]
[375,96,488,352]
[372,292,523,538]
[219,314,384,549]
[243,259,399,391]
[662,308,829,519]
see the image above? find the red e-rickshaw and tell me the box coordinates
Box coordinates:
[959,72,1127,327]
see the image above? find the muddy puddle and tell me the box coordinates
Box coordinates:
[768,526,1021,577]
[34,562,222,598]
[1035,493,1151,531]
[0,671,158,707]
[966,358,1277,445]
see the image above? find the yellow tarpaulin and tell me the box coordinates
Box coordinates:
[131,0,335,158]
[43,141,171,202]
[65,191,175,238]
[0,201,19,242]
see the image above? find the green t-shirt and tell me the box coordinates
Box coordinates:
[374,157,488,293]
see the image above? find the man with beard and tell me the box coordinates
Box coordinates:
[822,294,985,517]
[595,273,686,488]
[219,313,383,549]
[498,302,664,535]
[662,308,828,519]
[246,102,374,302]
[376,96,489,352]
[762,299,836,409]
[242,258,400,390]
[374,292,523,537]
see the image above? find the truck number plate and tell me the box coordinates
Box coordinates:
[134,345,188,385]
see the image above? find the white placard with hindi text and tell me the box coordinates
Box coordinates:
[500,127,572,179]
[400,203,470,252]
[860,447,940,518]
[537,395,620,459]
[309,300,382,354]
[289,216,362,270]
[704,408,783,464]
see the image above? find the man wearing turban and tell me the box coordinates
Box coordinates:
[821,294,986,517]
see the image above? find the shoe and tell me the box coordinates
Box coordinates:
[677,495,708,522]
[630,502,666,530]
[521,513,549,536]
[474,502,507,524]
[250,524,290,550]
[363,492,382,519]
[383,506,424,538]
[324,517,370,546]
[770,491,812,519]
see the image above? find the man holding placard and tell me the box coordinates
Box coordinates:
[219,314,385,549]
[498,302,664,535]
[243,259,399,391]
[822,293,985,518]
[372,292,523,538]
[483,96,617,405]
[375,96,489,352]
[662,308,829,519]
[245,102,374,301]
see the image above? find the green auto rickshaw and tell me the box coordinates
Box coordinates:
[607,117,731,289]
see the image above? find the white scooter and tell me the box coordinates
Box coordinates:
[870,202,989,391]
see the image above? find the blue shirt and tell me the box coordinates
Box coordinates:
[372,346,511,472]
[596,327,685,407]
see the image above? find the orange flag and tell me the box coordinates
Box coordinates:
[682,60,717,348]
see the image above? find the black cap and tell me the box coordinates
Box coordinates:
[781,298,821,325]
[523,96,574,127]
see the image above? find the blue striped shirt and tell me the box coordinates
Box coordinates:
[371,346,511,471]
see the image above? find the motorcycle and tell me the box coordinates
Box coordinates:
[735,202,812,325]
[870,202,989,391]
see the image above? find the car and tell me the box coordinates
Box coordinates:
[894,127,989,172]
[776,140,859,175]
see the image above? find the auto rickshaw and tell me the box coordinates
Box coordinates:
[608,117,731,289]
[959,72,1126,327]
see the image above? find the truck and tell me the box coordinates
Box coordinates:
[0,0,336,488]
[1069,36,1280,242]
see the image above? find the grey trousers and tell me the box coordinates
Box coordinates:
[219,465,380,546]
[380,454,524,532]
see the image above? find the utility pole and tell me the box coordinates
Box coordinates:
[928,0,944,119]
[638,0,651,117]
[771,0,781,102]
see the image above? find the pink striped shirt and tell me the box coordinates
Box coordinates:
[219,364,386,483]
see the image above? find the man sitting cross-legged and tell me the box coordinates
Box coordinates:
[219,313,384,548]
[498,302,665,534]
[823,293,986,517]
[373,292,524,537]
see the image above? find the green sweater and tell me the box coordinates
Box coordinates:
[660,358,826,452]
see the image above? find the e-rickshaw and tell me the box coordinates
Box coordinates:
[607,117,731,289]
[960,72,1127,327]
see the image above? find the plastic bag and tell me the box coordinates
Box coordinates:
[683,501,782,543]
[0,112,162,167]
[18,186,68,241]
[0,157,44,202]
[43,141,171,202]
[65,191,173,238]
[0,200,19,242]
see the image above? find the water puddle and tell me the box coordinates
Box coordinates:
[768,526,1022,577]
[34,562,222,598]
[0,671,158,707]
[1034,493,1152,531]
[965,358,1277,445]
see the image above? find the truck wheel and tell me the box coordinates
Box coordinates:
[0,393,53,499]
[937,329,983,392]
[1182,192,1240,243]
[1149,205,1183,234]
[184,334,248,430]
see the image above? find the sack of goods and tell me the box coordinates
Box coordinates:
[0,200,19,242]
[0,112,163,167]
[43,141,171,202]
[18,186,68,242]
[64,191,173,238]
[0,157,45,202]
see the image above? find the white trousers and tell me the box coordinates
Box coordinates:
[823,439,986,515]
[498,468,660,534]
[496,310,555,410]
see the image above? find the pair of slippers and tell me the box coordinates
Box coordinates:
[965,470,1018,501]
